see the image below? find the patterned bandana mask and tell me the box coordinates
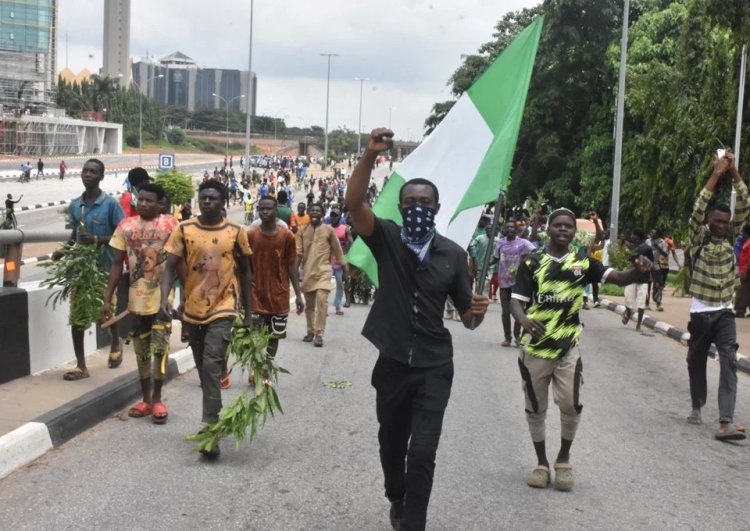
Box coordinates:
[400,203,436,266]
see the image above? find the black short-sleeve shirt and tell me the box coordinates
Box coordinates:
[360,217,473,367]
[512,250,611,359]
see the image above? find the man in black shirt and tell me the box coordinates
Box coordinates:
[345,128,489,531]
[622,228,654,332]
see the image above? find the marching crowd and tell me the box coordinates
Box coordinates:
[53,128,747,531]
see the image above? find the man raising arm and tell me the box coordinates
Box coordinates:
[345,128,488,531]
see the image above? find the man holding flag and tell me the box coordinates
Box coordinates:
[346,128,489,530]
[345,17,544,528]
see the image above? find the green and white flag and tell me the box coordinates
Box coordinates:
[347,17,544,286]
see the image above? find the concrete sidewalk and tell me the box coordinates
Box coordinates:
[0,321,196,479]
[599,289,750,374]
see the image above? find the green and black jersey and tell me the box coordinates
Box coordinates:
[512,250,611,359]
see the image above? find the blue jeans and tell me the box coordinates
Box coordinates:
[333,267,345,309]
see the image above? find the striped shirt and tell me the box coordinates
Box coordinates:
[688,182,749,307]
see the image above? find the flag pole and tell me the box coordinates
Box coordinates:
[470,190,505,328]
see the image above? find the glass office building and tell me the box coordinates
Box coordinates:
[0,0,57,112]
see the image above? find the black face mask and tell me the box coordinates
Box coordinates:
[400,203,436,243]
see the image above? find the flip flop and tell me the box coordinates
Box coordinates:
[715,424,747,441]
[128,401,152,418]
[220,371,232,390]
[621,309,631,325]
[152,402,168,424]
[108,350,123,368]
[687,409,702,425]
[63,367,90,381]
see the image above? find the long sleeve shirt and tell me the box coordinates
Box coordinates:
[688,180,749,307]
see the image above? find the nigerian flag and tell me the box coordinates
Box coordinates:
[347,17,544,286]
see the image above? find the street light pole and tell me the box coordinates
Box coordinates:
[213,93,246,158]
[244,0,254,170]
[320,53,338,168]
[355,77,369,155]
[129,73,164,164]
[388,106,395,129]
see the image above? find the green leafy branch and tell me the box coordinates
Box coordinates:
[186,321,290,452]
[40,242,108,329]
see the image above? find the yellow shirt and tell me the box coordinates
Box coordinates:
[165,218,252,324]
[110,214,179,315]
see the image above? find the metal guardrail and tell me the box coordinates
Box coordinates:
[0,230,70,287]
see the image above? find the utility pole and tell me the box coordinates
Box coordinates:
[355,77,369,156]
[320,53,338,168]
[731,44,747,217]
[244,0,254,170]
[609,0,629,242]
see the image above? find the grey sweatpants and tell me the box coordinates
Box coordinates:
[517,346,583,443]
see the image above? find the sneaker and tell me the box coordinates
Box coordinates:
[302,333,314,342]
[313,335,324,347]
[501,339,512,347]
[593,301,600,308]
[389,499,404,530]
[656,305,664,312]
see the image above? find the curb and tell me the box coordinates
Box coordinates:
[17,200,69,212]
[599,298,750,375]
[0,347,195,480]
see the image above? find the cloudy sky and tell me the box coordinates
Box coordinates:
[58,0,540,139]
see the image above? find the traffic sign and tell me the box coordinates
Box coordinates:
[159,153,175,170]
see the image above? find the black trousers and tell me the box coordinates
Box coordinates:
[372,355,454,531]
[686,310,738,423]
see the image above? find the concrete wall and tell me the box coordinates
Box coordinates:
[22,282,97,374]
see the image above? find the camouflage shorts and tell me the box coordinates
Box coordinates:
[131,314,172,380]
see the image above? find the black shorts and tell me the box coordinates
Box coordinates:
[253,313,288,339]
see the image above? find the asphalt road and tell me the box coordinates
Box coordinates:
[0,152,223,176]
[0,306,747,530]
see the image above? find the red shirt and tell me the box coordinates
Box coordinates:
[119,192,137,218]
[740,239,750,276]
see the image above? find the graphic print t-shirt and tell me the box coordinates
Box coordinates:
[165,219,252,325]
[110,214,179,315]
[512,251,611,359]
[494,237,537,288]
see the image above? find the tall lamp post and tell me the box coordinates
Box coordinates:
[354,77,369,155]
[320,53,338,168]
[128,72,164,164]
[244,0,255,171]
[213,93,246,157]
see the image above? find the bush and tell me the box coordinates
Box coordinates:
[167,127,186,145]
[125,131,140,148]
[154,170,195,205]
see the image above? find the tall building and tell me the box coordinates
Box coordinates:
[132,52,257,116]
[0,0,57,113]
[102,0,130,84]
